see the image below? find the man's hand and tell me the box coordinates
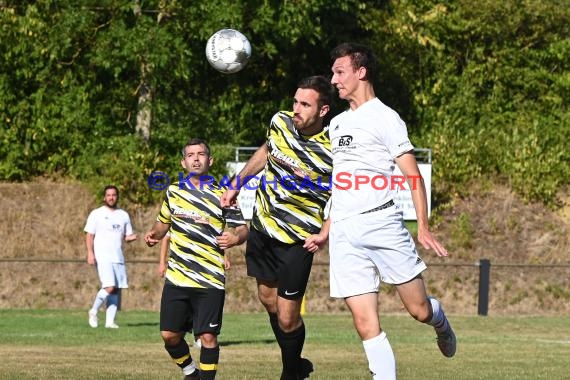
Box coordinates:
[303,233,328,254]
[417,228,449,257]
[220,188,239,207]
[304,219,330,253]
[144,230,161,247]
[216,231,239,250]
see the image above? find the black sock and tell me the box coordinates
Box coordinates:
[269,312,282,344]
[279,322,305,377]
[164,340,194,370]
[199,345,220,380]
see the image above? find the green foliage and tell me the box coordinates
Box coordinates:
[0,0,568,206]
[396,0,570,206]
[449,212,474,250]
[71,135,163,204]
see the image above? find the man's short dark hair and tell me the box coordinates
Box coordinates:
[103,185,119,197]
[297,75,335,108]
[330,42,378,82]
[182,138,211,157]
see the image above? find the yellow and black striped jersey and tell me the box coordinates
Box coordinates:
[158,182,246,289]
[251,111,332,244]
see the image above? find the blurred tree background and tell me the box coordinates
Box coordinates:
[0,0,568,207]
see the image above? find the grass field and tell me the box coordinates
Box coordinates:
[0,310,569,380]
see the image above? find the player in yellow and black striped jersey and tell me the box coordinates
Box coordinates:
[251,109,332,244]
[145,138,248,380]
[157,182,245,289]
[220,76,335,380]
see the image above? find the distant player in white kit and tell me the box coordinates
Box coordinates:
[327,42,456,379]
[85,185,137,329]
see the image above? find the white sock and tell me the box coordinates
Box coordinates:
[428,297,449,333]
[91,289,109,313]
[362,332,396,380]
[182,360,197,375]
[106,293,119,325]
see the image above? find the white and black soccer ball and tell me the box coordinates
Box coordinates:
[205,28,252,74]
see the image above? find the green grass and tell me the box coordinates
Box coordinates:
[0,310,569,379]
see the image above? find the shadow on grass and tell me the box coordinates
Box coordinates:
[125,322,159,327]
[121,321,275,346]
[220,339,275,346]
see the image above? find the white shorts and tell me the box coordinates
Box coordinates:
[329,206,427,298]
[97,262,128,289]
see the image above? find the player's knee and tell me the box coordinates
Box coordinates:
[278,313,301,332]
[407,302,431,323]
[256,280,278,308]
[161,330,182,346]
[258,293,276,311]
[105,286,117,294]
[199,333,217,348]
[353,321,380,340]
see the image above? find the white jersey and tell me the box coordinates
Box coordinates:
[84,206,134,263]
[329,98,414,221]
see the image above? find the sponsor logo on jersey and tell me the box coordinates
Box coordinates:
[338,135,353,146]
[172,207,210,224]
[332,135,356,154]
[270,148,310,178]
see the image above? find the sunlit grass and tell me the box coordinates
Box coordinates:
[0,310,569,379]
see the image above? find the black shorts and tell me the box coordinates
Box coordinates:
[160,282,225,336]
[245,228,314,300]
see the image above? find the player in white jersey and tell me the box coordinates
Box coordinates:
[326,42,456,379]
[85,185,137,329]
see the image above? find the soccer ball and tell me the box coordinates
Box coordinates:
[205,28,252,74]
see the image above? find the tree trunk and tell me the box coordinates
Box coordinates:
[135,62,152,141]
